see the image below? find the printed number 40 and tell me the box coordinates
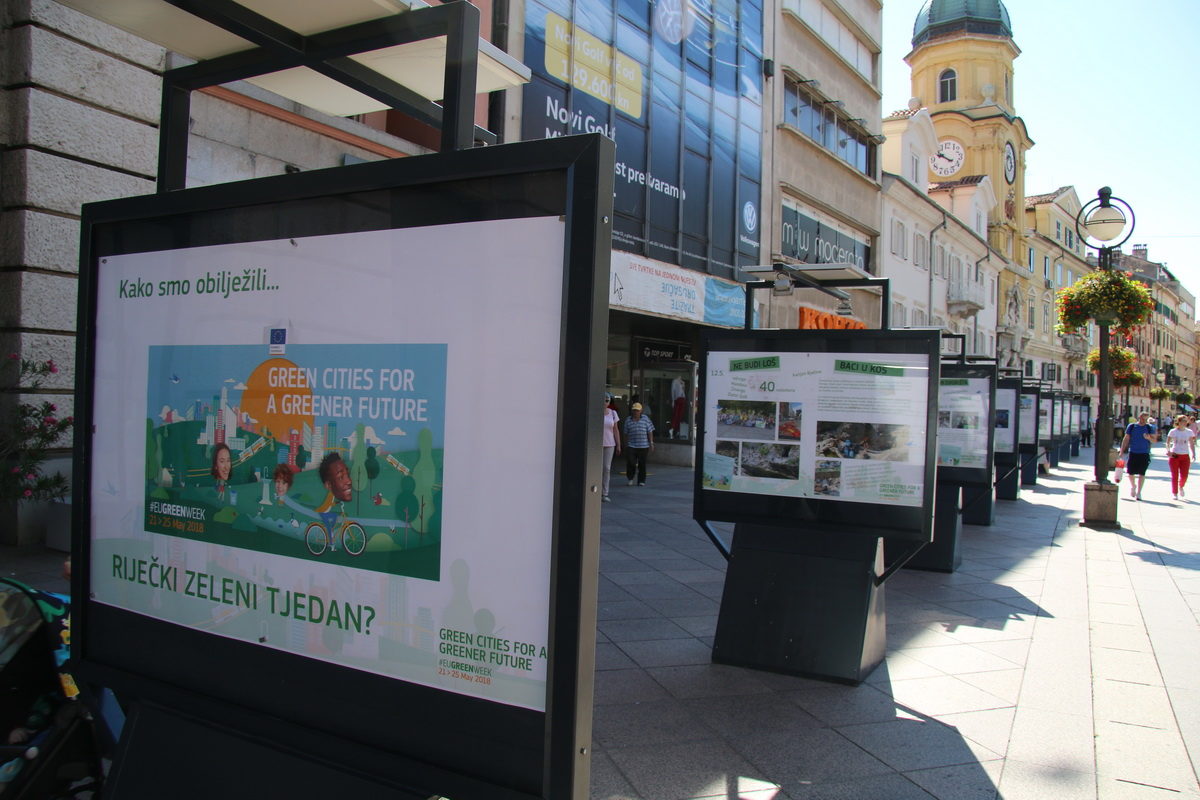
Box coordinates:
[759,381,775,392]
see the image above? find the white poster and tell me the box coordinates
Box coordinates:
[701,351,929,506]
[1056,397,1067,438]
[1019,393,1037,445]
[1068,402,1079,435]
[89,218,567,711]
[1039,398,1052,440]
[937,377,990,468]
[994,387,1016,453]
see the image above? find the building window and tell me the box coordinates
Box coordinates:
[1043,255,1050,279]
[1055,262,1063,286]
[891,220,908,258]
[936,245,945,277]
[783,75,875,178]
[1043,302,1051,331]
[1028,296,1036,329]
[1027,247,1035,272]
[938,69,957,103]
[910,153,920,183]
[1024,359,1034,377]
[1055,220,1062,240]
[913,309,927,326]
[913,233,927,269]
[892,302,906,327]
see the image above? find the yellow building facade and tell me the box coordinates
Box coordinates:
[904,0,1053,383]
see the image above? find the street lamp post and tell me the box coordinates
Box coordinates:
[1155,370,1167,421]
[1075,188,1135,523]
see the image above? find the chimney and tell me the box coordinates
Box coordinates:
[1132,243,1148,260]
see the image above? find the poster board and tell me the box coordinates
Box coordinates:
[1019,387,1040,447]
[994,378,1021,455]
[75,135,614,800]
[694,329,940,543]
[1055,393,1068,440]
[936,363,996,484]
[1038,395,1053,444]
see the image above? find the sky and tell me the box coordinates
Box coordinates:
[880,0,1200,308]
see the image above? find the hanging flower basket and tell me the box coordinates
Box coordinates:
[1148,387,1171,401]
[1111,370,1145,389]
[1085,345,1134,375]
[1176,391,1195,406]
[1056,270,1154,336]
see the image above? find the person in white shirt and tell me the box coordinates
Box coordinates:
[601,393,621,502]
[1166,414,1198,501]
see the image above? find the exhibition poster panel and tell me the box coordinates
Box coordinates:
[89,218,565,711]
[1038,398,1052,440]
[937,377,990,468]
[994,387,1017,453]
[1056,397,1067,437]
[1019,393,1037,445]
[701,352,929,506]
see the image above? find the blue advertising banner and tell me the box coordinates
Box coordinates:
[522,0,763,277]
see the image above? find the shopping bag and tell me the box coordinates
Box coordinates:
[1113,458,1125,483]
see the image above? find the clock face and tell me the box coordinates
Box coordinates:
[930,139,965,178]
[1004,142,1017,184]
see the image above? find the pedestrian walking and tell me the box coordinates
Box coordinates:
[1165,414,1197,500]
[1118,411,1158,501]
[623,402,655,486]
[601,393,621,502]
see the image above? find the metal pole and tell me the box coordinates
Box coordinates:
[1095,245,1113,484]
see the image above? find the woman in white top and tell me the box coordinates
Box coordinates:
[1166,414,1197,501]
[601,394,621,502]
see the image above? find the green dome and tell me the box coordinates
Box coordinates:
[913,0,1012,47]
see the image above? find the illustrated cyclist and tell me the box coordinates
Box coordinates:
[314,452,353,551]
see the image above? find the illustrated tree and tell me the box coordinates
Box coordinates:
[365,446,380,500]
[350,423,367,513]
[145,419,159,484]
[412,428,437,535]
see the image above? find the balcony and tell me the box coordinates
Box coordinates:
[1061,333,1088,359]
[947,279,986,318]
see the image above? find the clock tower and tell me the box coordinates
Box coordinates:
[906,0,1032,262]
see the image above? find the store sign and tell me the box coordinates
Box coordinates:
[780,201,871,272]
[611,250,745,327]
[798,307,866,330]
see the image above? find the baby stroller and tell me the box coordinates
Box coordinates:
[0,577,105,799]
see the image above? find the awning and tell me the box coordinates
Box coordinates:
[54,0,530,117]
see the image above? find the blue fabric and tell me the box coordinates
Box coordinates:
[624,416,655,448]
[1125,423,1156,454]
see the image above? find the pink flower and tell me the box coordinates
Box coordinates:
[26,474,35,482]
[47,360,58,373]
[23,489,32,497]
[6,353,18,360]
[10,466,19,474]
[49,404,57,412]
[44,417,57,426]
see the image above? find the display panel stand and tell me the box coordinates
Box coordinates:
[1059,438,1072,462]
[108,702,426,800]
[1070,435,1081,457]
[961,480,995,525]
[902,482,962,572]
[995,453,1020,500]
[1020,446,1039,486]
[711,524,885,685]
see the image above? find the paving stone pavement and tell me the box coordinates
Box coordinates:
[3,447,1197,799]
[590,449,1200,800]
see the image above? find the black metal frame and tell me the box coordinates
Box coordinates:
[693,328,941,544]
[994,376,1022,457]
[936,363,996,486]
[74,134,615,800]
[157,0,493,190]
[742,273,892,331]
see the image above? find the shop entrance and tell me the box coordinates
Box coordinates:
[635,360,697,445]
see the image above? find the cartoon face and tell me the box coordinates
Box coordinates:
[326,459,352,502]
[214,448,231,481]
